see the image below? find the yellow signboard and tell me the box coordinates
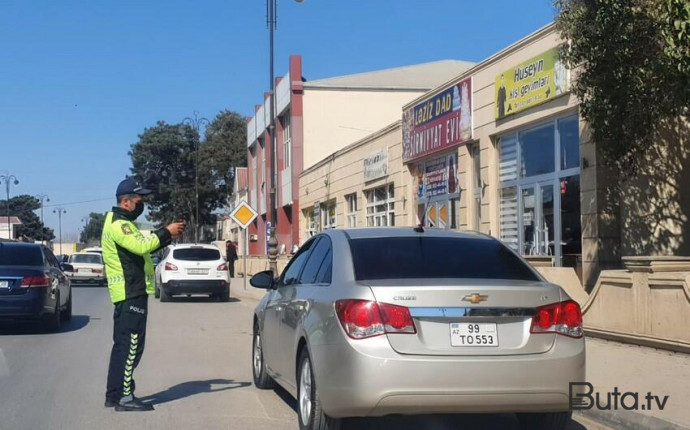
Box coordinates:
[229,201,258,229]
[495,47,569,119]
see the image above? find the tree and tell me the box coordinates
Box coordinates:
[554,0,689,173]
[0,195,55,241]
[129,121,199,227]
[202,110,248,201]
[129,112,248,239]
[80,212,106,245]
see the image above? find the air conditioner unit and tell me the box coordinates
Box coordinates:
[249,234,258,241]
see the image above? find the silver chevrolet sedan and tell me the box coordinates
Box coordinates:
[250,228,585,430]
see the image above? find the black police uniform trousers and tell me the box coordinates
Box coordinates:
[106,295,148,402]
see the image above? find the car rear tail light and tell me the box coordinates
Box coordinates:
[20,275,50,288]
[92,268,103,273]
[530,300,583,338]
[335,299,416,339]
[217,263,228,271]
[165,263,178,271]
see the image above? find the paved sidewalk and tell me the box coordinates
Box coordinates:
[583,337,690,429]
[231,279,690,429]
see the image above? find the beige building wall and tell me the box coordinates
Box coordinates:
[302,89,425,170]
[299,122,412,244]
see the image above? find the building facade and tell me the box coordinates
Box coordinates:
[245,55,474,256]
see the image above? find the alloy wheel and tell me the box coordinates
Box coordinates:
[299,357,313,426]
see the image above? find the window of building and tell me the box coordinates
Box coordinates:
[304,209,316,238]
[345,193,357,228]
[282,114,291,169]
[321,200,336,229]
[497,114,581,268]
[365,184,395,227]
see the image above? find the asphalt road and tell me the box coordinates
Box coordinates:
[0,284,609,430]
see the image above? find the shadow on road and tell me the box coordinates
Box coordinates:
[70,282,107,288]
[270,387,589,430]
[163,296,241,304]
[140,379,251,405]
[0,315,90,336]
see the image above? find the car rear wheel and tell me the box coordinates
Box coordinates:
[297,349,342,430]
[516,412,571,430]
[252,325,276,389]
[160,286,170,302]
[60,291,72,321]
[45,293,61,333]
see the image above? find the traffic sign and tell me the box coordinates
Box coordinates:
[229,201,258,229]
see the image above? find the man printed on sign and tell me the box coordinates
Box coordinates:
[102,178,185,411]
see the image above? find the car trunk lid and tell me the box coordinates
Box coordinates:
[367,279,561,356]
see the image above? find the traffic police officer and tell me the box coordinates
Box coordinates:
[102,179,185,411]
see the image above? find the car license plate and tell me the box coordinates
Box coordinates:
[0,280,8,289]
[450,322,499,347]
[187,269,207,275]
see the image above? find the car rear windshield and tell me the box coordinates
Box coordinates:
[70,254,102,264]
[173,248,221,261]
[0,245,44,266]
[349,236,540,282]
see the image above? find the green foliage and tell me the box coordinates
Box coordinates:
[0,195,55,241]
[80,212,106,245]
[128,112,247,230]
[554,0,689,173]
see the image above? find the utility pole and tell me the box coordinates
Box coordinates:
[53,207,66,255]
[36,194,50,239]
[0,173,19,239]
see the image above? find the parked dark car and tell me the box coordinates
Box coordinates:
[0,242,73,332]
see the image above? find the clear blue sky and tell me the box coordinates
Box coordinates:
[0,0,556,238]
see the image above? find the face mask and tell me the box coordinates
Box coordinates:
[131,201,145,219]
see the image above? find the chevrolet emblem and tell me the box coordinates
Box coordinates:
[462,293,488,304]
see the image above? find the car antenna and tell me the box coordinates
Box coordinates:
[414,224,424,233]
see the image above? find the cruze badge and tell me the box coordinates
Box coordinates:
[462,293,488,304]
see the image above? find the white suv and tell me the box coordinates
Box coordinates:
[154,244,230,302]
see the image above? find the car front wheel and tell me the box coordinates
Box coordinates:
[297,349,342,430]
[516,412,572,430]
[252,325,275,389]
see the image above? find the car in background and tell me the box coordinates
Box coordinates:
[0,242,73,332]
[82,246,102,255]
[250,228,585,430]
[154,244,230,302]
[65,252,105,285]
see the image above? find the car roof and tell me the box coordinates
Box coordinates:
[0,241,42,248]
[74,252,102,256]
[323,227,494,241]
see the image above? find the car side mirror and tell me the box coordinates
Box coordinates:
[61,263,74,273]
[250,270,276,290]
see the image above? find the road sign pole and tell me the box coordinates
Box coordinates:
[244,227,248,290]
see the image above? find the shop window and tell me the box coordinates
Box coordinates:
[500,187,519,251]
[282,114,291,169]
[345,193,357,228]
[520,123,555,178]
[559,116,580,171]
[498,114,581,266]
[365,184,395,227]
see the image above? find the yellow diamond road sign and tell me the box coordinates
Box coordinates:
[230,201,258,229]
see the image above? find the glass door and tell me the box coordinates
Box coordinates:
[521,182,555,256]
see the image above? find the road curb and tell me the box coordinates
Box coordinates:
[230,278,267,302]
[576,409,688,430]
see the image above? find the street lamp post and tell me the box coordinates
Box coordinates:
[53,207,66,255]
[0,173,19,239]
[265,0,304,274]
[182,111,210,243]
[36,194,50,237]
[81,216,88,243]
